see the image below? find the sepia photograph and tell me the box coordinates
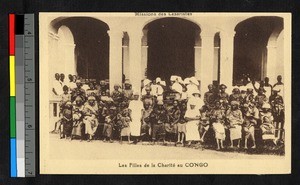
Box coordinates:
[39,12,291,174]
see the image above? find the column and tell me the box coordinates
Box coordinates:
[122,45,130,80]
[200,31,215,96]
[194,46,201,81]
[141,29,148,79]
[128,31,143,93]
[266,44,277,83]
[141,46,148,79]
[64,43,76,76]
[108,30,123,92]
[220,30,235,88]
[48,32,59,90]
[194,30,201,81]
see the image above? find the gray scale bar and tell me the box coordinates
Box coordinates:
[16,35,25,177]
[24,83,35,130]
[24,36,35,83]
[24,14,35,177]
[25,130,35,177]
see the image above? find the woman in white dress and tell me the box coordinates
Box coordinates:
[184,98,201,146]
[128,92,144,144]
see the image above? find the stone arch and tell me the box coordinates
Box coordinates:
[142,17,202,31]
[142,17,201,83]
[233,16,283,85]
[49,17,110,81]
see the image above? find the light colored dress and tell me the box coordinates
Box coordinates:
[187,96,204,111]
[211,109,226,140]
[259,112,275,140]
[128,100,144,136]
[227,109,243,140]
[184,108,200,141]
[83,103,99,136]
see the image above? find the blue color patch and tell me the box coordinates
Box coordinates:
[10,138,17,177]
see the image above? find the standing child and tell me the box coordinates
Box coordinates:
[102,106,117,143]
[119,109,131,143]
[141,103,153,143]
[177,100,187,145]
[60,101,73,139]
[211,101,226,150]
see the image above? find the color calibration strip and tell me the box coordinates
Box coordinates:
[9,13,35,177]
[9,13,17,177]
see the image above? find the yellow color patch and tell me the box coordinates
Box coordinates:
[9,56,16,96]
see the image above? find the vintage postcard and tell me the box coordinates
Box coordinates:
[39,12,291,174]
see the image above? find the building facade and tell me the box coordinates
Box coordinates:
[42,13,285,95]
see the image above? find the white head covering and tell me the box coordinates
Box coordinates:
[170,75,177,81]
[190,77,199,86]
[160,81,166,86]
[156,77,162,83]
[143,79,152,86]
[172,83,183,93]
[183,78,190,85]
[177,76,184,84]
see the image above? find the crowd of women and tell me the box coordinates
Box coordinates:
[50,73,285,151]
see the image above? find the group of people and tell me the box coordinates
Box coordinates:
[50,72,285,151]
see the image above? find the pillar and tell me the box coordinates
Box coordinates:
[266,42,278,85]
[200,31,215,96]
[48,32,59,90]
[122,45,129,80]
[194,46,201,81]
[141,29,148,79]
[220,30,235,88]
[141,46,148,79]
[64,43,76,76]
[194,30,202,81]
[128,31,143,93]
[108,30,123,92]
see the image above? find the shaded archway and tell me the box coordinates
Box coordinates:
[233,16,283,84]
[52,17,110,81]
[144,18,201,82]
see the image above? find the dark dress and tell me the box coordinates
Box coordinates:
[150,108,169,140]
[62,108,73,137]
[141,108,153,136]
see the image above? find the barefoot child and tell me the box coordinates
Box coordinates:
[211,101,226,150]
[177,100,187,145]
